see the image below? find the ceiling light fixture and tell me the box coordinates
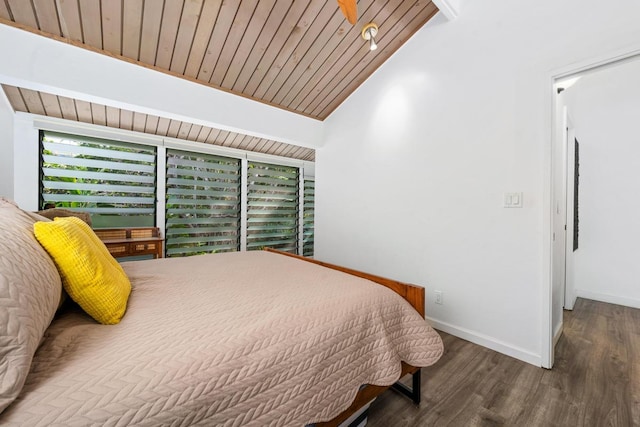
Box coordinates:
[361,23,379,51]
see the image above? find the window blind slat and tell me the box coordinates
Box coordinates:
[248,232,299,240]
[247,175,298,187]
[168,235,239,245]
[43,141,156,163]
[42,168,156,184]
[166,225,238,235]
[247,200,298,207]
[165,187,239,198]
[166,167,239,181]
[166,244,236,256]
[166,198,239,207]
[249,167,298,179]
[168,156,240,172]
[167,177,239,189]
[165,209,237,217]
[243,224,297,231]
[247,239,297,247]
[44,194,155,205]
[42,154,156,173]
[42,180,156,194]
[247,183,299,192]
[247,217,298,224]
[49,207,155,214]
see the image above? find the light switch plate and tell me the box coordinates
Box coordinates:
[504,192,523,208]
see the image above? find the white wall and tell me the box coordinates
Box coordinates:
[12,114,40,210]
[317,0,640,365]
[0,90,13,199]
[564,60,640,308]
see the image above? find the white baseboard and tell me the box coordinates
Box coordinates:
[553,322,563,347]
[426,317,541,367]
[575,289,640,309]
[564,294,576,311]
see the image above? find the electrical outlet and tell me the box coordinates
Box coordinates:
[434,291,443,305]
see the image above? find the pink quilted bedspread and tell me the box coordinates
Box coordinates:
[2,251,443,426]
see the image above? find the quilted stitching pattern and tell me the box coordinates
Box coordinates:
[0,200,62,414]
[0,251,443,426]
[33,217,131,325]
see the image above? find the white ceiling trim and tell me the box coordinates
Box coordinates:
[432,0,460,20]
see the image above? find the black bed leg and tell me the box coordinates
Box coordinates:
[411,368,421,405]
[391,368,421,406]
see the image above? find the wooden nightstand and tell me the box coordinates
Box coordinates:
[93,227,164,259]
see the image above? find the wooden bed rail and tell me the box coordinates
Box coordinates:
[265,249,424,426]
[264,248,425,317]
[316,362,420,427]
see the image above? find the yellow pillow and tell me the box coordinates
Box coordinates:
[61,216,127,275]
[34,217,131,325]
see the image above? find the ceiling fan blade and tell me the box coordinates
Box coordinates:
[337,0,357,25]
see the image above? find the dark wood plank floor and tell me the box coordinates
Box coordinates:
[366,298,640,426]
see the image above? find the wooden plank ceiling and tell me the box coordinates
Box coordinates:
[3,84,315,161]
[0,0,438,157]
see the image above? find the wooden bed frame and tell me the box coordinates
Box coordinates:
[265,249,424,427]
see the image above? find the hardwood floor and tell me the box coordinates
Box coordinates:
[366,298,640,426]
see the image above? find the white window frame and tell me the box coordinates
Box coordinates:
[16,113,314,255]
[299,164,315,254]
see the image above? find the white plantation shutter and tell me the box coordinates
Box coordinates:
[40,131,156,228]
[165,149,241,257]
[247,162,299,253]
[303,179,315,257]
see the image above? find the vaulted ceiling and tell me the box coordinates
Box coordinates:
[0,0,440,159]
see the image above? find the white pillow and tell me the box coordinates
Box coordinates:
[0,199,62,413]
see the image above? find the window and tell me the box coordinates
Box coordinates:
[165,149,241,257]
[247,162,299,253]
[303,179,315,257]
[40,131,156,228]
[39,130,314,258]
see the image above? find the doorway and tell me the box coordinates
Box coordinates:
[547,50,640,368]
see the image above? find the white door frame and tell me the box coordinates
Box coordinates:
[559,106,571,312]
[542,44,640,368]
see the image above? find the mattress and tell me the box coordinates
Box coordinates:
[1,251,443,426]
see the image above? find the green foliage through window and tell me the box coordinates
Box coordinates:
[303,180,315,257]
[247,162,299,254]
[40,131,156,228]
[165,149,241,257]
